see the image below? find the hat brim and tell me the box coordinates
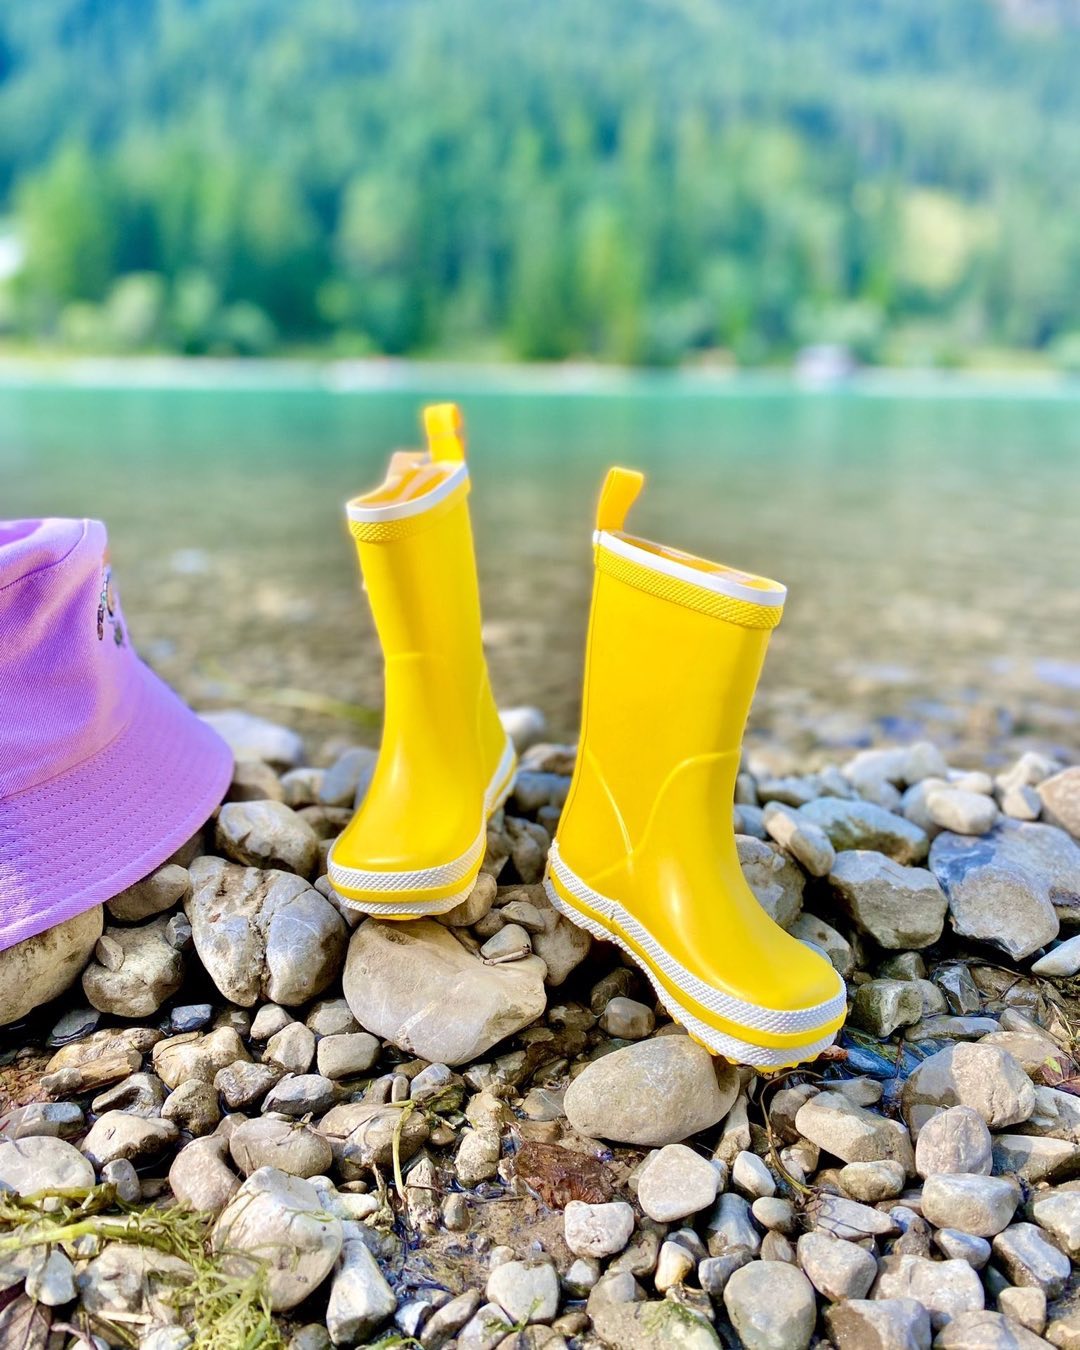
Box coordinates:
[0,662,232,951]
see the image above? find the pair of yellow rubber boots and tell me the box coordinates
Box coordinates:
[328,405,846,1068]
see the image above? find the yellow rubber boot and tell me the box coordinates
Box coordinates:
[328,404,516,916]
[545,469,847,1067]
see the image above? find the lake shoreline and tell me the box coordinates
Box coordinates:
[3,352,1080,399]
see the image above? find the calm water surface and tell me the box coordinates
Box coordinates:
[2,370,1079,763]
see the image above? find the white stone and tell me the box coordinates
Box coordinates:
[563,1200,635,1258]
[0,908,103,1026]
[342,918,547,1066]
[211,1167,342,1310]
[325,1238,396,1345]
[723,1260,816,1350]
[565,1036,739,1147]
[637,1143,723,1221]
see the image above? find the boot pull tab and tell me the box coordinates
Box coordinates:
[596,467,645,534]
[423,403,466,463]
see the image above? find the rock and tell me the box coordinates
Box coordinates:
[152,1027,249,1088]
[934,1310,1050,1349]
[992,1223,1071,1298]
[736,836,804,926]
[705,1192,762,1255]
[171,1003,213,1033]
[654,1239,696,1291]
[915,1106,993,1177]
[216,799,320,876]
[787,913,855,977]
[229,1117,332,1178]
[266,1022,317,1075]
[0,1136,94,1199]
[796,1231,877,1300]
[342,918,547,1066]
[1032,935,1080,977]
[459,1302,515,1350]
[81,917,185,1016]
[728,1150,773,1200]
[599,998,655,1040]
[825,1297,931,1350]
[317,1032,382,1080]
[1039,767,1080,839]
[1003,785,1043,821]
[529,908,591,988]
[228,758,285,803]
[908,1015,1000,1042]
[998,1287,1047,1336]
[828,851,947,949]
[107,863,191,922]
[563,1200,636,1258]
[102,1158,141,1204]
[763,803,836,877]
[723,1261,816,1350]
[839,1159,907,1202]
[590,1300,722,1349]
[0,1101,84,1141]
[921,1174,1019,1237]
[851,979,925,1037]
[501,707,546,752]
[262,1074,337,1118]
[1030,1190,1080,1257]
[305,999,359,1037]
[929,831,1060,959]
[319,747,378,809]
[991,1134,1080,1184]
[486,1259,560,1325]
[565,1036,738,1146]
[162,1080,221,1135]
[76,1242,194,1322]
[1019,1085,1080,1144]
[799,798,928,864]
[168,1137,239,1213]
[456,1128,501,1187]
[973,1030,1059,1071]
[326,1238,396,1345]
[794,1091,914,1172]
[25,1247,75,1306]
[0,907,103,1026]
[92,1071,167,1118]
[214,1061,280,1112]
[80,1112,178,1168]
[872,1253,985,1330]
[481,923,533,960]
[900,1043,1036,1137]
[934,1229,991,1268]
[809,1192,899,1240]
[199,711,303,769]
[637,1144,723,1221]
[438,873,499,929]
[187,857,347,1006]
[927,789,1000,836]
[212,1167,342,1311]
[320,1102,429,1174]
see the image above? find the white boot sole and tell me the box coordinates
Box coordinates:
[328,737,517,917]
[544,843,847,1068]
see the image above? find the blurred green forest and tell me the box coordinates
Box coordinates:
[3,0,1080,365]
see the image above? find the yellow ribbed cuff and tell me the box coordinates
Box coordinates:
[595,543,784,630]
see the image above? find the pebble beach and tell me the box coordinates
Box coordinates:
[3,706,1080,1349]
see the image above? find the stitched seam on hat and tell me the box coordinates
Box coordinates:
[0,520,90,596]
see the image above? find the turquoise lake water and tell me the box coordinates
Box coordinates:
[2,368,1079,761]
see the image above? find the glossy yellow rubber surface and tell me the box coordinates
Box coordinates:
[546,468,847,1067]
[328,405,514,917]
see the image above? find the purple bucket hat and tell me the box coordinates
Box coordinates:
[0,519,232,951]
